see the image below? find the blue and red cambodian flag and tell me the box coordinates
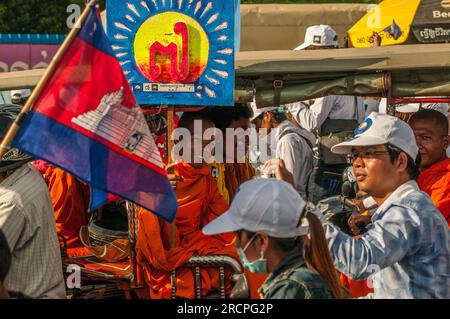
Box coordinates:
[13,5,178,222]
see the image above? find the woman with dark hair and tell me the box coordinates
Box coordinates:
[203,178,347,299]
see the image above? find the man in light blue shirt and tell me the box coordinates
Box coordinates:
[326,112,450,299]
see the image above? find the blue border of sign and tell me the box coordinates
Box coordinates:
[106,0,235,106]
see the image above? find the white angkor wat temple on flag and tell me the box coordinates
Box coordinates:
[71,87,163,168]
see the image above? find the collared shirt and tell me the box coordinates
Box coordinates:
[0,164,65,299]
[259,250,333,299]
[275,121,316,198]
[324,180,450,299]
[287,95,365,133]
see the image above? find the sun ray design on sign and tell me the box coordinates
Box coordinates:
[125,14,136,23]
[207,13,219,25]
[205,75,219,85]
[109,0,234,105]
[212,69,228,78]
[214,22,228,32]
[217,48,233,55]
[112,45,126,51]
[114,22,132,33]
[205,86,216,98]
[140,1,150,12]
[127,2,141,17]
[200,2,212,18]
[194,1,202,15]
[115,34,128,40]
[120,60,132,66]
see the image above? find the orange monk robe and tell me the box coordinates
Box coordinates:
[224,158,255,201]
[136,162,239,299]
[417,158,450,225]
[43,165,91,257]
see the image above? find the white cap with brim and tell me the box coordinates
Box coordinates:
[378,98,449,117]
[249,100,280,121]
[202,179,309,238]
[294,25,338,51]
[10,89,31,99]
[331,112,419,161]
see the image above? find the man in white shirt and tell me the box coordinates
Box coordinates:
[251,105,315,199]
[287,25,365,204]
[0,104,65,298]
[289,25,365,133]
[289,95,365,134]
[327,112,450,298]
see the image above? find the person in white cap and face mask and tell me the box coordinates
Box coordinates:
[287,25,365,204]
[203,179,347,299]
[249,102,315,199]
[323,112,450,299]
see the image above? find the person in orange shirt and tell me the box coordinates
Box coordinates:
[35,161,91,257]
[410,109,450,225]
[136,110,239,299]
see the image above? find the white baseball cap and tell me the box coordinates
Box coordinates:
[10,89,31,99]
[331,112,419,160]
[202,179,310,238]
[378,98,449,117]
[294,25,338,51]
[249,100,279,121]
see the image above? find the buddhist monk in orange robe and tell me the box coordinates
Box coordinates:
[207,105,256,201]
[417,158,450,224]
[136,111,239,299]
[207,106,265,296]
[410,110,450,225]
[37,162,91,257]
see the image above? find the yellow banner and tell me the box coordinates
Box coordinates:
[348,0,421,47]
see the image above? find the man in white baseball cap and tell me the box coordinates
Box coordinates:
[288,25,365,204]
[202,178,346,299]
[322,112,450,298]
[294,25,338,51]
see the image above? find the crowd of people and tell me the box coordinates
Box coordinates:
[0,25,449,300]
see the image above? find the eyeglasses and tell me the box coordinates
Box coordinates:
[346,150,390,164]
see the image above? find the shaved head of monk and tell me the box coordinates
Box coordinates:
[177,109,216,168]
[410,109,450,171]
